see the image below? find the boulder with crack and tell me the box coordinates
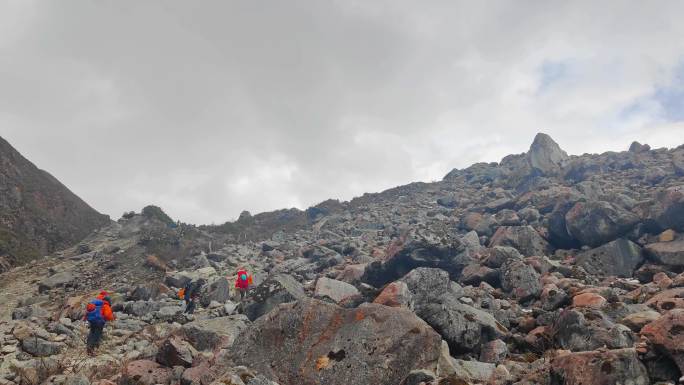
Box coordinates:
[225,298,443,385]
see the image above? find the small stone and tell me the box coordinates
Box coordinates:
[572,292,607,309]
[660,229,677,242]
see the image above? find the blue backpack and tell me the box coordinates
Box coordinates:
[86,299,105,325]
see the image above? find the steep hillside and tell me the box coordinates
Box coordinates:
[2,133,684,385]
[0,136,110,270]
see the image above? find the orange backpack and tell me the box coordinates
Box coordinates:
[178,288,185,299]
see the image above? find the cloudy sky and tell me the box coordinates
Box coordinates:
[1,1,684,224]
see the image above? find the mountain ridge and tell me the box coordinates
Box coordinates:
[0,135,111,271]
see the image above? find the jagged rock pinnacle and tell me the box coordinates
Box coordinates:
[527,132,568,174]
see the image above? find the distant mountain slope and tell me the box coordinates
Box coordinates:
[0,136,110,269]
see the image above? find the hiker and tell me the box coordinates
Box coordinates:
[235,268,253,301]
[84,295,115,356]
[183,279,205,314]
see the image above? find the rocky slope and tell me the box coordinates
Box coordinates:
[0,136,111,270]
[2,133,684,385]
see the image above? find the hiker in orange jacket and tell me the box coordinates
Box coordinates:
[234,268,253,301]
[83,292,116,356]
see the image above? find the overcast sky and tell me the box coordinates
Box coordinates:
[1,1,684,224]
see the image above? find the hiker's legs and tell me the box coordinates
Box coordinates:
[87,322,104,355]
[186,299,196,314]
[240,289,246,301]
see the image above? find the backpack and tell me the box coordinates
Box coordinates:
[178,288,185,299]
[86,299,105,325]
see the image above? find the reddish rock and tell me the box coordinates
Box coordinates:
[119,360,172,385]
[460,264,499,286]
[641,309,684,373]
[373,281,412,308]
[673,272,684,287]
[479,339,508,364]
[144,255,168,271]
[572,292,607,309]
[524,326,551,351]
[645,287,684,312]
[550,348,649,385]
[336,264,367,283]
[181,362,213,385]
[652,272,673,289]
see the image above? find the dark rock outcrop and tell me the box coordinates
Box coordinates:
[243,274,306,321]
[565,201,639,247]
[488,226,552,257]
[576,238,644,277]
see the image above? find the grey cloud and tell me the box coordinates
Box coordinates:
[1,1,684,223]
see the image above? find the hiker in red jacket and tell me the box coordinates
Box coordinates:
[235,268,253,301]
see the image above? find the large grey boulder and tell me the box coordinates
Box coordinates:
[38,271,75,293]
[527,133,568,175]
[119,360,173,385]
[552,308,635,352]
[649,186,684,232]
[576,238,644,277]
[156,336,197,368]
[165,271,196,288]
[500,258,541,301]
[243,274,306,321]
[645,240,684,266]
[155,306,185,323]
[201,277,231,306]
[483,246,523,268]
[398,268,506,354]
[182,315,249,351]
[123,301,162,317]
[314,277,360,304]
[488,226,552,257]
[12,304,50,320]
[565,201,640,247]
[399,268,462,305]
[226,298,442,385]
[444,359,496,383]
[418,297,508,355]
[21,337,63,357]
